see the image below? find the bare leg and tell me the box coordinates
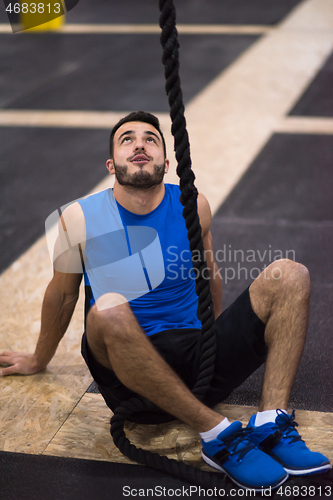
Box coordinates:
[86,293,222,432]
[249,259,310,411]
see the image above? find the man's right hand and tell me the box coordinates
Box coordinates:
[0,351,45,376]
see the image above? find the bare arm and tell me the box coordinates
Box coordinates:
[0,270,82,376]
[36,271,82,370]
[0,203,85,376]
[198,193,223,318]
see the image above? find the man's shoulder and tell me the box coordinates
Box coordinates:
[78,188,112,207]
[164,183,181,202]
[61,200,84,221]
[59,188,111,231]
[165,183,180,191]
[197,193,212,236]
[60,201,86,244]
[165,183,209,201]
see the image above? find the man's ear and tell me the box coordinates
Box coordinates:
[106,159,115,175]
[164,159,170,174]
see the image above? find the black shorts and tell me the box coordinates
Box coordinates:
[81,286,267,423]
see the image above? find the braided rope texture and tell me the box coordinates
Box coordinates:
[111,398,227,489]
[110,0,221,488]
[159,0,216,398]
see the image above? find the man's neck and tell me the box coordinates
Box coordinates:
[113,181,166,215]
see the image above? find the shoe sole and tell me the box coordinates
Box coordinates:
[202,451,289,492]
[284,463,331,476]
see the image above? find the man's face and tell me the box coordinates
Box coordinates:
[107,121,169,189]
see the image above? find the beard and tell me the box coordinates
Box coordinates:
[114,162,165,190]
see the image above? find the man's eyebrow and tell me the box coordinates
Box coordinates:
[118,130,134,141]
[144,131,161,141]
[118,130,161,142]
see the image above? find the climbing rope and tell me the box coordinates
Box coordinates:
[159,0,217,400]
[110,0,222,487]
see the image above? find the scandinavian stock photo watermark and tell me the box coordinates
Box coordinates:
[45,201,296,311]
[166,245,296,284]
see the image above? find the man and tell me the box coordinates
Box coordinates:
[0,111,330,491]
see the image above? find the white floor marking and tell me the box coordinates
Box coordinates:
[0,23,272,35]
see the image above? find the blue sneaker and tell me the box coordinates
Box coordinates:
[247,410,331,476]
[201,421,288,491]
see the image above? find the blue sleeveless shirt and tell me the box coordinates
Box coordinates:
[78,183,201,336]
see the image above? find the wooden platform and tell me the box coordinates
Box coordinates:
[44,395,333,468]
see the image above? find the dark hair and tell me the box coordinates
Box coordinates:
[109,111,167,158]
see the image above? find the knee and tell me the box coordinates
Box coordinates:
[265,259,310,299]
[87,292,130,329]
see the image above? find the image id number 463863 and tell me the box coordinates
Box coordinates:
[277,485,332,496]
[6,3,62,14]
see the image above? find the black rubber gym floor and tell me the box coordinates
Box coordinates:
[1,450,331,500]
[64,0,303,26]
[212,133,333,413]
[0,33,259,110]
[289,51,333,117]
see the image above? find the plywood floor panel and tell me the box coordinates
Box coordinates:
[0,237,93,454]
[43,393,333,469]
